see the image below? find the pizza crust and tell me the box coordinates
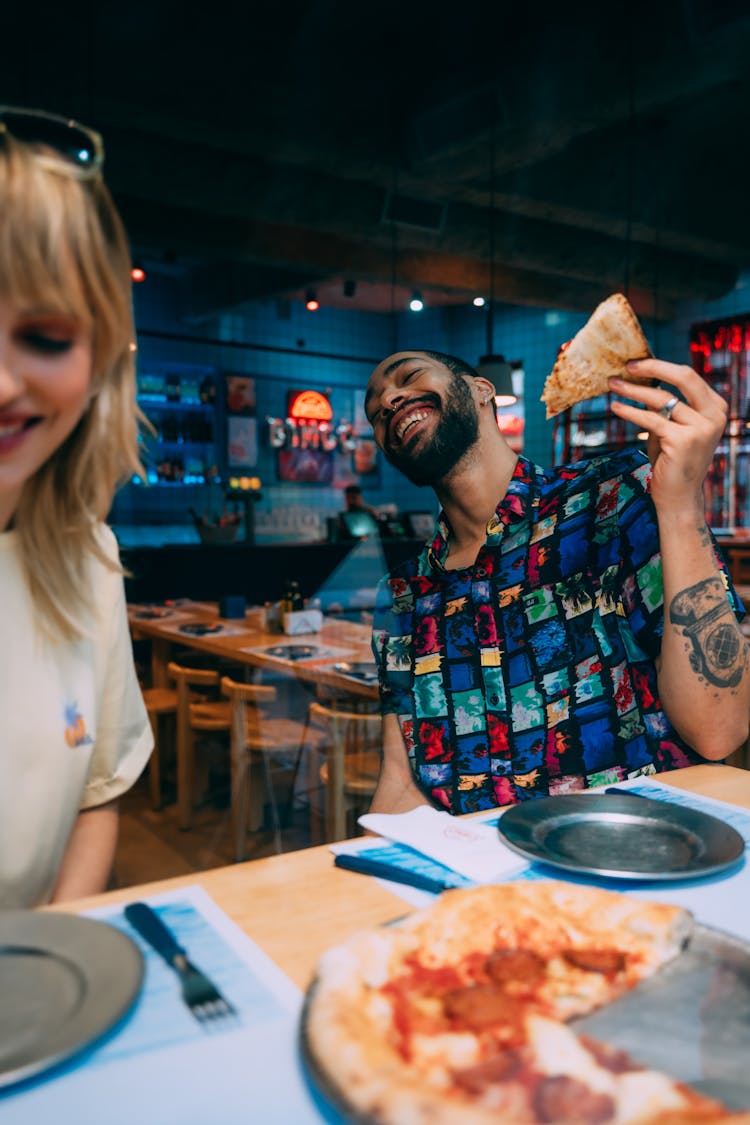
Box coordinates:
[540,293,653,418]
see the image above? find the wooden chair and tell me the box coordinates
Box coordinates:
[220,676,327,861]
[728,546,750,588]
[140,686,178,810]
[306,700,382,843]
[168,661,232,830]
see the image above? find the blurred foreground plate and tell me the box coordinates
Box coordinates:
[498,793,745,880]
[0,912,143,1089]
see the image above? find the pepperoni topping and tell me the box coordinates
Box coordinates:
[442,983,524,1031]
[561,948,626,974]
[486,948,547,985]
[533,1074,616,1123]
[452,1049,521,1093]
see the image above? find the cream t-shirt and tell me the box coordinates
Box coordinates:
[0,525,152,907]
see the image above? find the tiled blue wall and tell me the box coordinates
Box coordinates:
[115,272,750,544]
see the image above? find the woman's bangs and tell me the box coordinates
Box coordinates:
[0,158,94,326]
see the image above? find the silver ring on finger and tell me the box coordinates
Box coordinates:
[659,395,680,421]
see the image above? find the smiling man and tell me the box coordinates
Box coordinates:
[365,349,750,816]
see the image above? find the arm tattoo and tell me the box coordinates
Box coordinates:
[669,576,745,688]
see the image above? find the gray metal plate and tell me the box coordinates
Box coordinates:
[498,793,745,879]
[0,911,143,1088]
[574,923,750,1109]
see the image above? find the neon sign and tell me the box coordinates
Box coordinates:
[265,390,360,452]
[287,389,333,421]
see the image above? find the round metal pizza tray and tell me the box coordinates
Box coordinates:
[498,793,745,880]
[299,981,376,1125]
[0,911,143,1089]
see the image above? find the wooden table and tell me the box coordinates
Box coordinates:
[129,600,378,701]
[53,763,750,990]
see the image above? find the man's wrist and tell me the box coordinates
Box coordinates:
[655,506,710,538]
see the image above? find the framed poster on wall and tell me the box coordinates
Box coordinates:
[277,447,334,483]
[226,375,256,415]
[228,415,258,467]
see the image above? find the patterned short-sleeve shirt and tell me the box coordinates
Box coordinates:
[372,450,743,814]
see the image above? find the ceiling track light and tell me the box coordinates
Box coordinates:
[409,290,424,312]
[305,289,320,311]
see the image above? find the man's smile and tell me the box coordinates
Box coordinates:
[387,397,438,449]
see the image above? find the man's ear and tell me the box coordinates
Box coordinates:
[474,376,497,405]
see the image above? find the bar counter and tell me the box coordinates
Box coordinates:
[120,537,423,606]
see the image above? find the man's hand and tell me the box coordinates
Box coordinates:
[368,713,430,815]
[609,358,728,517]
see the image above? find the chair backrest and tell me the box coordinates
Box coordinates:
[308,701,382,841]
[167,661,221,733]
[728,547,750,587]
[220,676,278,746]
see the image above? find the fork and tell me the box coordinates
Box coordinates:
[124,901,238,1028]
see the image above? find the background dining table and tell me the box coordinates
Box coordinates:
[128,599,378,701]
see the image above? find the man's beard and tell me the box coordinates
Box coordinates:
[383,375,479,486]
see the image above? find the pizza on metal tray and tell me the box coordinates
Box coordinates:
[305,882,750,1125]
[540,293,653,419]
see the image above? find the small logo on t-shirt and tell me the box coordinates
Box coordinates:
[64,701,92,748]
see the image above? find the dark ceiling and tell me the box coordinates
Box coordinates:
[7,0,750,321]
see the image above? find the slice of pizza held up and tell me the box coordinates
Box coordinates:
[540,293,653,419]
[304,882,750,1125]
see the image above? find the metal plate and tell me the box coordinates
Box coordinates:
[332,661,378,683]
[299,981,374,1125]
[498,793,745,880]
[265,644,319,661]
[0,911,143,1089]
[574,923,750,1109]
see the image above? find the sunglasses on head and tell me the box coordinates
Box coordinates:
[0,106,104,180]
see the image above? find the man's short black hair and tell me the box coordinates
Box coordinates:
[421,350,480,380]
[344,484,362,495]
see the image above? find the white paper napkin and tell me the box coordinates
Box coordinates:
[358,807,528,883]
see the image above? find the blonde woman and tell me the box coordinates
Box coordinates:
[0,107,152,907]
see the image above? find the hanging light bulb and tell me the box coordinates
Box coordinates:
[409,290,424,312]
[130,264,147,283]
[305,289,319,311]
[473,296,486,308]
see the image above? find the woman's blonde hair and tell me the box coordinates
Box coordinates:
[0,135,146,639]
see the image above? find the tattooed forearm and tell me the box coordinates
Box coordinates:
[669,576,745,688]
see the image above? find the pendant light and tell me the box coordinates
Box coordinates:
[477,106,516,407]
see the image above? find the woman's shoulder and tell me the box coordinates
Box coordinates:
[87,524,125,600]
[91,522,121,562]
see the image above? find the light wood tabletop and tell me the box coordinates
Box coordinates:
[129,600,377,700]
[52,763,750,990]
